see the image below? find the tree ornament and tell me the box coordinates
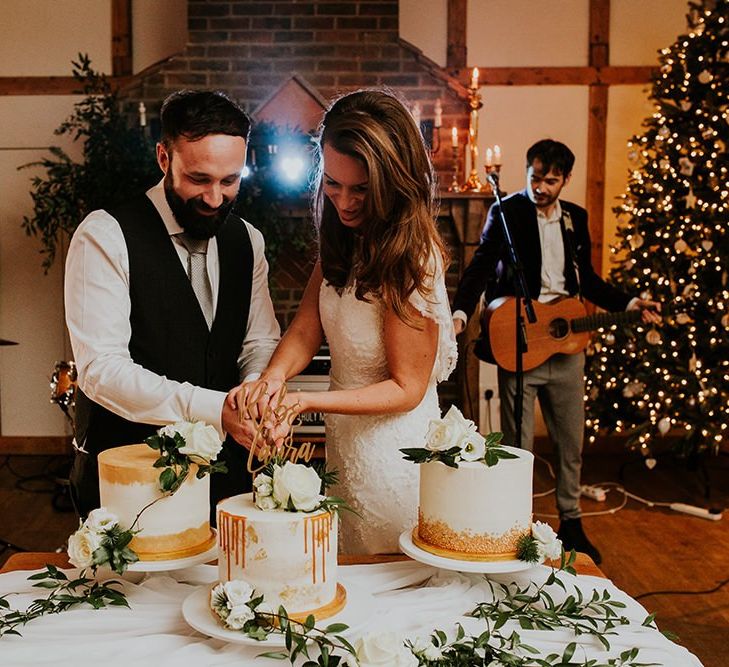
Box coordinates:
[682,283,698,298]
[698,70,713,84]
[658,417,671,435]
[701,127,714,139]
[630,233,644,249]
[680,100,692,111]
[659,157,671,170]
[678,157,695,176]
[658,126,670,139]
[722,313,729,329]
[605,332,616,346]
[689,354,698,372]
[628,149,641,164]
[676,312,692,324]
[685,188,697,208]
[701,239,713,251]
[646,329,662,345]
[645,457,657,470]
[674,239,688,253]
[687,396,696,407]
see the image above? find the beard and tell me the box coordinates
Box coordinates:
[164,174,236,239]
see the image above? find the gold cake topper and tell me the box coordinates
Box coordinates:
[238,382,315,474]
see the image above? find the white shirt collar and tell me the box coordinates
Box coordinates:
[536,199,563,225]
[146,178,184,236]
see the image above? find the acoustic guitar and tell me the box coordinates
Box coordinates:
[479,296,646,372]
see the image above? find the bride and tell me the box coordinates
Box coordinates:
[229,90,457,554]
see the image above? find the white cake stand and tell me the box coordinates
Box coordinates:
[182,578,374,647]
[126,529,218,573]
[399,529,535,575]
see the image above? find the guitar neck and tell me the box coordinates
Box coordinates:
[571,309,642,333]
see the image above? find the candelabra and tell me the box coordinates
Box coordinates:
[463,71,485,192]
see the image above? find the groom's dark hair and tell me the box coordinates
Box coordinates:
[160,90,251,147]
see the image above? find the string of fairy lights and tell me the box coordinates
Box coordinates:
[584,0,728,461]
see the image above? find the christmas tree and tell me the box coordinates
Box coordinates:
[585,0,728,460]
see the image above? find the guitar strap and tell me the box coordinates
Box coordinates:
[559,208,582,299]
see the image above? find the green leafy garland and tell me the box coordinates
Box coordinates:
[0,565,128,638]
[209,550,665,666]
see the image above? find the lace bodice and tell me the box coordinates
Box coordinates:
[319,266,457,554]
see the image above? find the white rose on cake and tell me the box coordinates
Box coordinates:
[84,507,119,533]
[160,421,195,442]
[532,521,562,562]
[272,461,322,512]
[67,527,105,568]
[176,421,223,462]
[355,632,418,667]
[225,604,255,629]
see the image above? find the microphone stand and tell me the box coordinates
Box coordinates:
[486,172,536,448]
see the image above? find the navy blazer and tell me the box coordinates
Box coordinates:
[452,190,631,320]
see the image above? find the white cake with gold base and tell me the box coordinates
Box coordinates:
[98,444,215,561]
[217,493,342,620]
[415,446,534,561]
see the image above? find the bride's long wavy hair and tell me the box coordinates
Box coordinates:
[312,89,447,327]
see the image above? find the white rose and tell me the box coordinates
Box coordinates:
[177,421,223,462]
[253,473,273,497]
[425,418,453,451]
[532,521,562,562]
[444,405,478,438]
[255,494,279,511]
[159,421,195,442]
[458,430,486,461]
[223,579,255,607]
[85,507,119,533]
[67,527,105,568]
[225,604,255,630]
[355,632,418,667]
[272,462,322,512]
[254,601,275,618]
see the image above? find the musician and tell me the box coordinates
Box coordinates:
[452,139,660,564]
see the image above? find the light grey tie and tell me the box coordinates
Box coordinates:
[178,234,214,329]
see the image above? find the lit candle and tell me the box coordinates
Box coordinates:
[485,147,493,167]
[412,102,421,127]
[494,144,502,165]
[471,67,479,89]
[434,98,442,128]
[138,101,147,128]
[451,126,458,148]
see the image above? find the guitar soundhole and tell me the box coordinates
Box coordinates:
[549,318,570,340]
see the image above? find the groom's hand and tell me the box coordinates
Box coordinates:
[221,401,259,449]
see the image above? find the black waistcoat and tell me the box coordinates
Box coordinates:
[74,194,253,454]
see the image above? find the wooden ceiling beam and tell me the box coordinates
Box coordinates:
[447,0,467,69]
[112,0,133,77]
[451,65,654,86]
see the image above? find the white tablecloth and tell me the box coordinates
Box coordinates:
[0,561,702,666]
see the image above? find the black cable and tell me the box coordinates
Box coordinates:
[634,575,729,600]
[0,538,29,553]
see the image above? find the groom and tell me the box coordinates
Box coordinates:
[65,90,280,519]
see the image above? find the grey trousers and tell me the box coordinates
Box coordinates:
[497,352,585,520]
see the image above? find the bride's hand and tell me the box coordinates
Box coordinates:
[226,375,285,421]
[265,390,306,448]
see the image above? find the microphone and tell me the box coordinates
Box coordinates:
[486,171,499,189]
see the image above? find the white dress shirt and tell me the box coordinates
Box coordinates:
[536,200,568,303]
[64,180,280,439]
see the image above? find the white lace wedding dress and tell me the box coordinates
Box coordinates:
[320,264,457,554]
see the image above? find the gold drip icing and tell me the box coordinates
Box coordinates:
[218,510,246,579]
[304,512,332,584]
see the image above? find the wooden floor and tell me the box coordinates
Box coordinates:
[1,447,728,666]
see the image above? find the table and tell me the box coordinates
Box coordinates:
[0,552,701,666]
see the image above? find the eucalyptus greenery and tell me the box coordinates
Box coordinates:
[0,565,128,638]
[401,432,517,469]
[235,550,663,666]
[144,430,228,494]
[20,54,159,272]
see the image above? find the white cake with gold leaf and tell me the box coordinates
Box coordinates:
[217,492,342,620]
[416,446,533,560]
[98,443,215,561]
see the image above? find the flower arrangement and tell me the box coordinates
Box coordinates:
[253,459,347,515]
[67,507,138,574]
[400,406,517,468]
[516,521,563,564]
